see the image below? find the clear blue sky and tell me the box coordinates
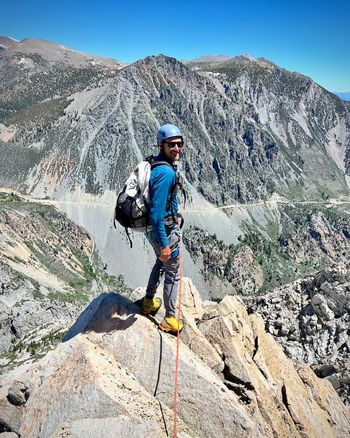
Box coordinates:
[1,0,349,91]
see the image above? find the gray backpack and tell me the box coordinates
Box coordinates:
[114,156,177,246]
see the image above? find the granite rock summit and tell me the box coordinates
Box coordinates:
[1,280,349,437]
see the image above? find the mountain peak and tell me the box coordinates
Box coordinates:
[134,53,191,73]
[2,36,122,68]
[0,36,19,49]
[232,54,254,62]
[183,53,278,71]
[228,54,276,70]
[184,54,232,65]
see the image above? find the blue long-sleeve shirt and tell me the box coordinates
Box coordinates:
[148,153,178,248]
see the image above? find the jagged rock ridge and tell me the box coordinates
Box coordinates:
[0,280,349,437]
[184,203,350,297]
[246,267,350,405]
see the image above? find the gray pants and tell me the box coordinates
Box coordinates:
[145,226,181,317]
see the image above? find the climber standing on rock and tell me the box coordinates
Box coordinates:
[141,124,184,334]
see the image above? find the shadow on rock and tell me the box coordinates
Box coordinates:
[63,292,139,342]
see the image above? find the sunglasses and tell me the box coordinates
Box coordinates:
[163,141,184,149]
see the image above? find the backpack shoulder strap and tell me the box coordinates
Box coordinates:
[145,154,176,174]
[151,160,176,173]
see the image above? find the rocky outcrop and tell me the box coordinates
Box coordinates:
[184,204,350,297]
[247,267,350,405]
[0,191,92,355]
[1,279,349,437]
[0,191,128,375]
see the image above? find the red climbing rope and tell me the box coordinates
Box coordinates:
[173,250,183,438]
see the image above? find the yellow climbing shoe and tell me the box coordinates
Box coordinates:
[159,316,184,334]
[141,297,162,315]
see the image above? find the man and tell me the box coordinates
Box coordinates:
[141,124,184,334]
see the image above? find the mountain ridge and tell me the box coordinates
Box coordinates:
[0,36,122,67]
[1,40,349,203]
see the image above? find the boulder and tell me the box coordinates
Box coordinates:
[7,380,30,406]
[0,397,22,435]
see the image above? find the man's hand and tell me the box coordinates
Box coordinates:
[159,246,171,262]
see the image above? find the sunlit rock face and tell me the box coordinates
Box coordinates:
[1,279,349,437]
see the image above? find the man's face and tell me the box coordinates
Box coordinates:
[160,136,183,162]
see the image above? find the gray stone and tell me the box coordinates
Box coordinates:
[15,292,260,438]
[319,303,335,320]
[280,326,289,336]
[311,294,323,307]
[7,381,30,406]
[310,314,318,323]
[245,267,350,404]
[0,398,22,435]
[328,375,342,390]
